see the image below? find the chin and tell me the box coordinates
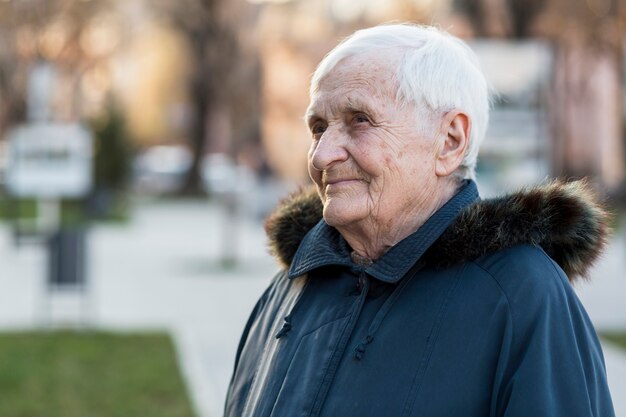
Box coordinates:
[322,200,363,228]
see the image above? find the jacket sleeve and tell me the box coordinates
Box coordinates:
[491,257,615,417]
[226,273,279,383]
[223,271,283,416]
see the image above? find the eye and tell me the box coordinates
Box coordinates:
[353,113,370,124]
[311,122,327,139]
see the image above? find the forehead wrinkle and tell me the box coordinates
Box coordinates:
[306,91,353,122]
[307,56,400,124]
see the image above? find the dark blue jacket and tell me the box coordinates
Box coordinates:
[224,180,615,417]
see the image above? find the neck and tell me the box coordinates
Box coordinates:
[337,179,462,260]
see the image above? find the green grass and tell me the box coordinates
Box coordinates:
[0,198,38,220]
[602,332,626,351]
[0,331,196,417]
[0,196,129,225]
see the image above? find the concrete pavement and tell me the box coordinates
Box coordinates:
[1,198,625,417]
[575,226,626,415]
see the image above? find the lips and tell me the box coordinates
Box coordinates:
[320,170,369,188]
[325,178,361,185]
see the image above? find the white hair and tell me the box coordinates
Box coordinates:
[310,24,490,180]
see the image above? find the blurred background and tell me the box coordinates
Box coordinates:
[1,0,626,416]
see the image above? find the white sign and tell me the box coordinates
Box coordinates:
[6,123,93,198]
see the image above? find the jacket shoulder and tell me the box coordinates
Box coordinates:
[469,244,593,342]
[468,245,613,417]
[472,243,568,296]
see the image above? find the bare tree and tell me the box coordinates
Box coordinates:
[153,0,262,195]
[0,0,110,134]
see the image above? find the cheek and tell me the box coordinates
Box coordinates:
[386,145,432,188]
[352,136,389,176]
[376,141,393,165]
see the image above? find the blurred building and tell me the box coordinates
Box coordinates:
[1,0,625,195]
[251,0,626,193]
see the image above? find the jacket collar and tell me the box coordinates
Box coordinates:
[265,179,609,282]
[287,181,479,282]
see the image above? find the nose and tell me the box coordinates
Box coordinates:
[309,127,349,171]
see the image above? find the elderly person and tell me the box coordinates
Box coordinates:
[224,24,614,417]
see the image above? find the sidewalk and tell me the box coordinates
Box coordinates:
[1,198,625,417]
[575,228,626,416]
[0,199,274,417]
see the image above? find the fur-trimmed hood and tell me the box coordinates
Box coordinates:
[264,180,610,281]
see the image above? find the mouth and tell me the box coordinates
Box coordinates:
[320,170,369,189]
[324,178,363,187]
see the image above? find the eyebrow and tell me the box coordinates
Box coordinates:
[305,96,381,127]
[345,96,379,116]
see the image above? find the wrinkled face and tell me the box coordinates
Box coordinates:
[306,52,441,229]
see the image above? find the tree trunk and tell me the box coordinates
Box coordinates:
[180,68,211,195]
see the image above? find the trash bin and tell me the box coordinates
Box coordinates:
[47,228,87,288]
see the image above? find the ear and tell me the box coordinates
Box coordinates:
[435,109,471,177]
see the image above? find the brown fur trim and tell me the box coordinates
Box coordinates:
[265,180,610,281]
[426,180,610,281]
[264,186,323,270]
